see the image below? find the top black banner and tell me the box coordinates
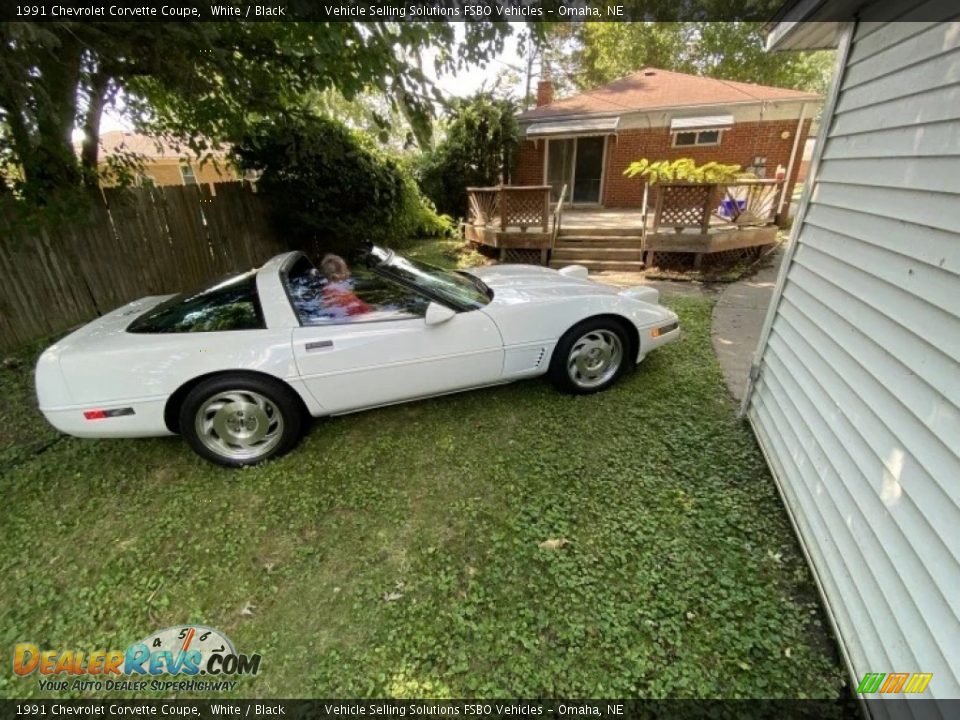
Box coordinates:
[0,0,937,23]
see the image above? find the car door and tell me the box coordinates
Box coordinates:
[287,261,503,414]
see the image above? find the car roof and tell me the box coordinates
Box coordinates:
[256,251,303,329]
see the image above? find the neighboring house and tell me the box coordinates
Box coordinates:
[86,131,240,187]
[744,11,960,702]
[516,67,819,209]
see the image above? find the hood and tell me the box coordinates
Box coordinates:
[468,264,618,303]
[467,264,659,306]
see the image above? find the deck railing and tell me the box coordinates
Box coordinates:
[651,179,785,234]
[551,184,569,249]
[466,185,551,233]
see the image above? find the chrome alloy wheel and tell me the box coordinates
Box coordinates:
[567,329,624,389]
[195,390,284,462]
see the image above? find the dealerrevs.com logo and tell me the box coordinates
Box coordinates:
[13,625,261,693]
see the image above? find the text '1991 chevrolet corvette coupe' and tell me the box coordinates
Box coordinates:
[36,244,679,466]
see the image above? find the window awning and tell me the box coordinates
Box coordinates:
[526,116,620,138]
[670,115,735,131]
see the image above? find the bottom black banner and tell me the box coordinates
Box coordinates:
[2,699,956,720]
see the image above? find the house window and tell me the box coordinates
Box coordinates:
[179,163,198,185]
[746,156,768,177]
[672,129,722,147]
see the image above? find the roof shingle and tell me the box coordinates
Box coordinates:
[519,67,820,120]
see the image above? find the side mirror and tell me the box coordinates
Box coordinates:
[425,302,457,326]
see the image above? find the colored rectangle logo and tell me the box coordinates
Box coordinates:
[857,672,932,695]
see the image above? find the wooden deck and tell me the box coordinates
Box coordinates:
[554,207,777,268]
[464,185,553,262]
[463,223,552,264]
[559,208,646,231]
[464,182,784,268]
[643,225,778,253]
[463,224,552,248]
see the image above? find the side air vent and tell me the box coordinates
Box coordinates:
[504,346,550,376]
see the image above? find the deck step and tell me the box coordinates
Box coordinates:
[551,247,645,261]
[554,237,643,247]
[557,227,645,238]
[549,259,647,272]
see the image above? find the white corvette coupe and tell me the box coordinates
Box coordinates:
[36,244,679,466]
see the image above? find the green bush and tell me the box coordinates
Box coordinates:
[416,93,520,218]
[233,114,448,255]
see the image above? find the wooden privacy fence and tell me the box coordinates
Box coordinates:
[0,182,285,353]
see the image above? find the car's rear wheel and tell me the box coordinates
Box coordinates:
[179,375,303,467]
[549,318,631,395]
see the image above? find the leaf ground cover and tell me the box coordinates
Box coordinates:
[0,246,846,699]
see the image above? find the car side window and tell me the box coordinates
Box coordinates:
[127,271,264,333]
[284,257,429,326]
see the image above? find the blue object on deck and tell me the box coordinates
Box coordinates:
[720,199,747,218]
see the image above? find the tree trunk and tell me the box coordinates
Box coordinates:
[20,33,84,201]
[80,73,109,187]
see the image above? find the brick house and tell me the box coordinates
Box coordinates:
[516,67,819,210]
[86,131,241,187]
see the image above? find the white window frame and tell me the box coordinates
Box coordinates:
[671,129,724,148]
[179,162,198,185]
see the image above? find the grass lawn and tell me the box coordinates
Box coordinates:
[0,243,846,699]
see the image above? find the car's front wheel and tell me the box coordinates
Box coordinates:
[549,318,632,395]
[179,374,304,467]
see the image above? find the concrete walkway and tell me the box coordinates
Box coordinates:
[710,250,782,402]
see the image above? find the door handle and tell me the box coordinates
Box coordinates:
[305,340,333,351]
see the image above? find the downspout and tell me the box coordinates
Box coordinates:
[738,21,856,419]
[778,102,808,216]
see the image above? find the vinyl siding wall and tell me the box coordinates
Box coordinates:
[747,16,960,701]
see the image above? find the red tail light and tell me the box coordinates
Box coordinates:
[83,408,134,420]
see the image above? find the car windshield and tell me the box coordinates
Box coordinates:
[365,245,491,311]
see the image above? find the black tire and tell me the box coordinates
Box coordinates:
[548,317,632,395]
[179,374,304,468]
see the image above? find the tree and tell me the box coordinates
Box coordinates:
[688,23,834,94]
[233,114,445,253]
[555,22,833,96]
[575,23,691,90]
[0,20,521,204]
[416,93,521,218]
[306,88,416,151]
